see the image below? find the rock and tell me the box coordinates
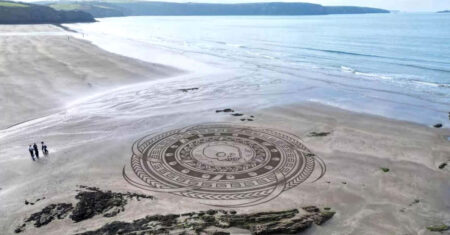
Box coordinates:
[426,224,449,232]
[22,203,73,228]
[14,224,25,233]
[77,207,335,235]
[104,208,122,218]
[247,119,254,121]
[240,118,246,121]
[380,167,390,172]
[231,113,243,116]
[71,186,150,222]
[302,206,320,213]
[216,108,234,113]
[409,199,420,206]
[181,212,195,217]
[16,186,154,233]
[313,211,335,225]
[308,132,331,137]
[212,232,230,235]
[438,162,447,169]
[179,87,199,92]
[206,209,218,215]
[433,123,443,128]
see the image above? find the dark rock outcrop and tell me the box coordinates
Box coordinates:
[426,224,449,232]
[71,186,153,222]
[308,132,331,137]
[179,87,199,92]
[78,207,335,235]
[24,203,73,229]
[433,123,443,128]
[216,108,234,113]
[15,186,153,233]
[380,167,390,173]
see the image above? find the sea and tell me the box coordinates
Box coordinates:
[67,13,450,126]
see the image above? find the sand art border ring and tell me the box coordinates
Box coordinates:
[123,123,326,207]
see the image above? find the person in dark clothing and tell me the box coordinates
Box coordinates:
[41,142,48,155]
[28,145,35,161]
[33,143,39,159]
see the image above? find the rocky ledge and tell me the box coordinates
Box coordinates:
[15,186,153,233]
[78,206,335,235]
[15,186,335,234]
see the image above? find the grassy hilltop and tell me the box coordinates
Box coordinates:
[0,0,95,24]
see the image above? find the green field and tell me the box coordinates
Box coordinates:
[50,3,116,11]
[0,2,29,7]
[49,3,83,11]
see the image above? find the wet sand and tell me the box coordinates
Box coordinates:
[0,25,449,235]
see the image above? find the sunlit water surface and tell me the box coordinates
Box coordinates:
[66,14,449,126]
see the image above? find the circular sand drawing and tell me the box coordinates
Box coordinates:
[123,123,326,207]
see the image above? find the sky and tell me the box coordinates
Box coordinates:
[21,0,450,12]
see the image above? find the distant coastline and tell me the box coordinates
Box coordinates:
[437,10,450,13]
[43,1,390,18]
[0,1,390,24]
[0,1,95,24]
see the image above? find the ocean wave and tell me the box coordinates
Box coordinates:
[210,40,246,48]
[354,72,393,80]
[340,66,392,80]
[263,42,450,67]
[339,66,450,89]
[340,66,355,73]
[412,80,450,88]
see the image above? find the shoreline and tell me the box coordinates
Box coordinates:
[65,18,450,128]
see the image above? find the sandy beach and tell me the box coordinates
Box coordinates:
[0,24,182,129]
[0,25,449,235]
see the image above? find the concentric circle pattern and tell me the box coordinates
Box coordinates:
[123,123,325,207]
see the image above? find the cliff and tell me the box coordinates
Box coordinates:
[0,1,95,24]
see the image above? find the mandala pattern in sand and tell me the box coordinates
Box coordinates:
[123,123,326,207]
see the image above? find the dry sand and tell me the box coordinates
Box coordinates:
[0,25,449,235]
[0,24,182,129]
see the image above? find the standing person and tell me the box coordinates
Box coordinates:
[41,142,48,155]
[33,143,39,159]
[28,145,35,161]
